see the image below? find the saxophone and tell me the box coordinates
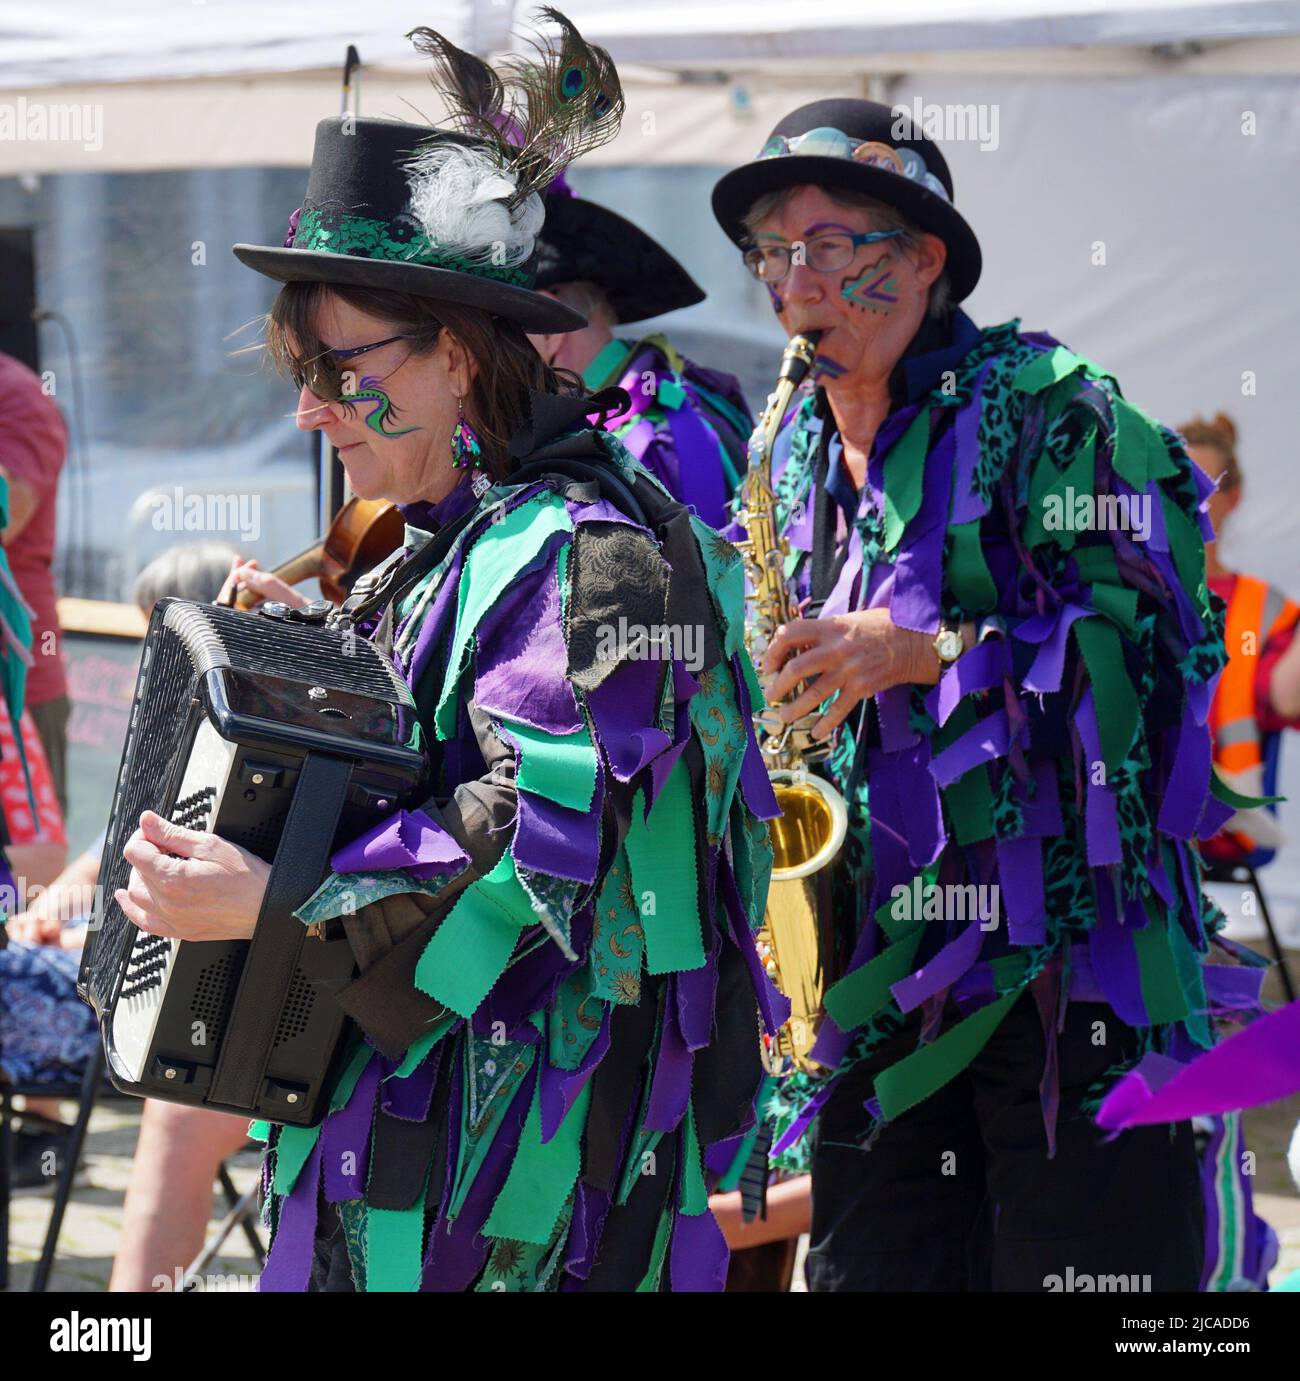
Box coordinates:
[735,331,848,1075]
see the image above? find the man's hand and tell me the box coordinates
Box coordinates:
[116,812,270,942]
[761,608,941,741]
[4,911,62,945]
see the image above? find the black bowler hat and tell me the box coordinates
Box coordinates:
[711,97,982,303]
[233,119,585,334]
[233,13,626,334]
[534,178,704,324]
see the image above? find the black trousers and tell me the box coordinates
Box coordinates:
[806,994,1204,1292]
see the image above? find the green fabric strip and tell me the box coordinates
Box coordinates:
[946,520,997,615]
[582,338,636,390]
[484,1079,592,1245]
[874,989,1019,1121]
[883,410,931,552]
[435,496,574,738]
[1013,345,1088,396]
[331,1037,375,1111]
[942,763,996,845]
[624,764,706,975]
[447,1042,537,1222]
[1132,908,1191,1025]
[364,1184,429,1292]
[823,923,923,1031]
[416,849,533,1017]
[1024,431,1095,551]
[292,207,532,287]
[272,1123,321,1197]
[1209,767,1284,810]
[1088,581,1139,637]
[507,718,597,811]
[678,1102,709,1216]
[392,1013,458,1079]
[247,1120,270,1144]
[1160,493,1209,615]
[1074,616,1139,775]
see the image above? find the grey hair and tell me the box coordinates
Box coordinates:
[546,278,619,329]
[741,185,953,320]
[133,540,241,614]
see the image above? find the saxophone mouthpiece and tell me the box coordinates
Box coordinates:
[778,330,824,389]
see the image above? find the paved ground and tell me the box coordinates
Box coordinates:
[5,1102,1298,1293]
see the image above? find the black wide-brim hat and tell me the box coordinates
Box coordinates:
[534,190,704,324]
[712,97,982,303]
[233,118,585,334]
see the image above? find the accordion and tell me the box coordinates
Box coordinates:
[78,598,425,1126]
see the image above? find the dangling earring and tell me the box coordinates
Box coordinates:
[450,396,483,469]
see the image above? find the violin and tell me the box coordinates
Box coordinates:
[234,496,406,609]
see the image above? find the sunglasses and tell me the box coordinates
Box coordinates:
[288,332,425,402]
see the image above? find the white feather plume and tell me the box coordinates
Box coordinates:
[405,142,545,267]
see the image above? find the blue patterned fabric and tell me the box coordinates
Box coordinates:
[0,926,98,1088]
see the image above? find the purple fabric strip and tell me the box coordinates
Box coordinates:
[644,995,694,1133]
[1020,758,1064,837]
[1204,964,1267,1014]
[585,656,671,783]
[647,660,699,814]
[1089,875,1149,1026]
[512,785,602,885]
[1158,698,1211,839]
[769,1073,838,1157]
[731,652,781,821]
[1020,603,1091,694]
[382,1045,442,1123]
[924,637,1009,728]
[676,933,719,1050]
[669,1207,730,1292]
[330,808,470,880]
[718,854,789,1035]
[663,393,730,530]
[1029,966,1062,1158]
[1096,1000,1300,1129]
[893,739,946,868]
[928,708,1010,788]
[890,917,984,1013]
[877,684,918,752]
[405,545,467,691]
[1196,789,1237,841]
[322,1055,380,1200]
[995,833,1047,946]
[258,1141,321,1292]
[540,1005,612,1143]
[949,359,993,524]
[473,537,583,734]
[1076,690,1122,867]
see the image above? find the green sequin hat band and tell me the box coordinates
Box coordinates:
[232,118,586,335]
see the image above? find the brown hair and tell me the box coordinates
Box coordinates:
[1178,411,1240,492]
[263,281,581,481]
[741,184,953,319]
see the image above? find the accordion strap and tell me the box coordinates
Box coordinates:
[207,752,351,1111]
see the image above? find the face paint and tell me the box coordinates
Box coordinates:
[766,282,784,315]
[812,354,848,381]
[840,256,900,314]
[338,374,422,437]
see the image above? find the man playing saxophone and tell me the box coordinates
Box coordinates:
[714,99,1252,1292]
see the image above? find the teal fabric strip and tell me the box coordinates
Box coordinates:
[623,764,706,974]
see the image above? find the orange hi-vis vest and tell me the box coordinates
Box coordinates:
[1207,574,1300,855]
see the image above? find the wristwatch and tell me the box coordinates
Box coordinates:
[932,619,965,664]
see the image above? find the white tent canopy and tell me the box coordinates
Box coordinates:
[2,1,1300,173]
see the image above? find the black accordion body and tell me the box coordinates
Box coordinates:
[78,598,424,1125]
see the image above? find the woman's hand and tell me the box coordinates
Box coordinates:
[4,911,61,945]
[761,609,941,741]
[116,811,270,942]
[216,557,311,611]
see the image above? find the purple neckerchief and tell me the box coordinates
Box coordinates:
[399,473,479,535]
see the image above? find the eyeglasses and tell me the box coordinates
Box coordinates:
[289,332,422,402]
[742,230,904,285]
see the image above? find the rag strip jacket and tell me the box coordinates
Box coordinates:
[583,333,752,531]
[253,397,788,1292]
[727,312,1281,1164]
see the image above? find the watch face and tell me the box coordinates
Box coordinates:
[936,629,963,661]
